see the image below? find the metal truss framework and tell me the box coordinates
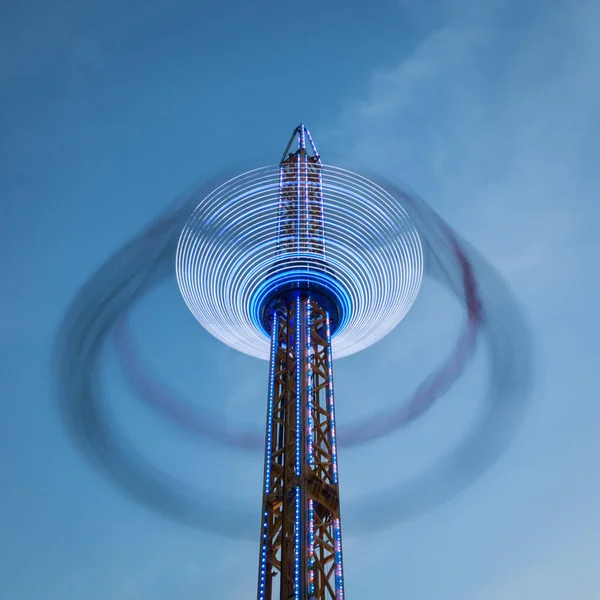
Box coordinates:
[257,296,344,600]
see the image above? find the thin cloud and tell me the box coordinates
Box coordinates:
[328,0,599,300]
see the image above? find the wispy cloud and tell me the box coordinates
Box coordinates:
[328,0,600,300]
[324,0,600,597]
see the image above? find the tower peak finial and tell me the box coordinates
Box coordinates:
[280,124,320,164]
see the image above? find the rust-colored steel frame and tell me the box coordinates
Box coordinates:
[257,296,345,600]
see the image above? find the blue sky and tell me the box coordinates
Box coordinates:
[1,0,599,598]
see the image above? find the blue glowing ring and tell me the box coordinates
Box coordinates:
[176,165,424,359]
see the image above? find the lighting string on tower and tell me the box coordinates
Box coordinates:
[54,167,532,539]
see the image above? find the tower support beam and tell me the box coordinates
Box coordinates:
[257,296,345,600]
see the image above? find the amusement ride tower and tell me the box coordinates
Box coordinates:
[57,120,531,600]
[176,125,424,599]
[255,127,344,599]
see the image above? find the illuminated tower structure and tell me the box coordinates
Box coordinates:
[257,125,344,600]
[176,123,424,599]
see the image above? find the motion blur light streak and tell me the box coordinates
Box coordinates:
[113,192,484,449]
[54,179,257,539]
[54,126,532,595]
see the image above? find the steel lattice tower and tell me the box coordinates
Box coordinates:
[175,122,424,598]
[257,126,345,599]
[58,102,528,600]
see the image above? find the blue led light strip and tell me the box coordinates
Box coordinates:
[315,153,326,262]
[333,518,344,600]
[276,165,284,261]
[304,127,326,260]
[303,136,309,255]
[296,152,301,258]
[304,127,318,157]
[308,499,315,596]
[326,313,344,598]
[306,299,315,595]
[294,299,301,599]
[258,312,278,600]
[325,315,339,485]
[306,300,314,466]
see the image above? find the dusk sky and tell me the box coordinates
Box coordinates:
[2,0,600,598]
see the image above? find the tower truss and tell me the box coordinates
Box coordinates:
[257,126,345,600]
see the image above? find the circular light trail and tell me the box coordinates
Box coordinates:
[54,170,532,540]
[176,165,424,359]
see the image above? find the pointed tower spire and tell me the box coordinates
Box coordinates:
[280,123,321,164]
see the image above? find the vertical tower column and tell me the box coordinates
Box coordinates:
[257,295,345,600]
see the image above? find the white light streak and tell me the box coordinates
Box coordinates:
[176,165,424,359]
